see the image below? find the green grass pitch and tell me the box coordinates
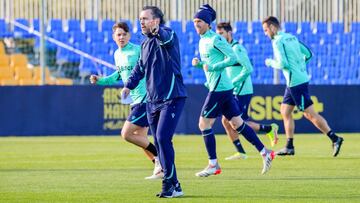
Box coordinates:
[1,134,359,202]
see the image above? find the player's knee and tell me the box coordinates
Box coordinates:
[121,129,131,141]
[280,109,291,119]
[303,111,314,120]
[198,119,210,131]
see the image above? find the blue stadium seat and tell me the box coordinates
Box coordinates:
[186,31,200,44]
[79,56,98,76]
[185,20,195,33]
[351,22,360,33]
[103,31,113,43]
[304,33,321,45]
[300,22,312,33]
[130,31,144,44]
[56,47,80,64]
[0,19,13,38]
[47,19,63,32]
[32,19,40,31]
[75,42,91,53]
[101,19,115,32]
[251,21,262,33]
[338,33,352,44]
[331,22,344,33]
[109,42,118,55]
[84,19,98,32]
[255,33,269,44]
[321,34,336,45]
[69,31,87,44]
[316,22,328,34]
[284,22,298,34]
[91,43,109,55]
[14,18,33,38]
[133,19,141,33]
[87,31,104,43]
[169,20,182,34]
[52,31,70,43]
[242,33,255,45]
[67,19,81,32]
[234,21,247,34]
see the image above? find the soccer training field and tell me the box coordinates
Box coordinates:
[1,134,359,203]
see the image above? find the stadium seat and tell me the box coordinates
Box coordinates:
[1,79,18,85]
[242,33,256,45]
[18,78,38,85]
[284,22,298,34]
[84,19,98,32]
[331,22,344,33]
[0,19,13,38]
[47,19,63,32]
[69,31,87,44]
[87,31,104,43]
[321,34,336,45]
[91,43,109,55]
[351,22,360,33]
[56,47,81,64]
[52,31,70,43]
[14,67,32,80]
[0,55,10,67]
[185,20,195,33]
[75,42,92,53]
[169,20,182,34]
[66,19,81,32]
[32,67,56,84]
[300,22,312,33]
[55,78,73,85]
[316,22,328,34]
[10,54,28,68]
[0,42,6,55]
[101,19,115,32]
[14,18,33,38]
[251,21,262,33]
[32,19,40,31]
[78,57,98,78]
[234,21,247,34]
[0,67,14,80]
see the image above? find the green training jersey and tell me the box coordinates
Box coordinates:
[195,29,237,92]
[268,31,312,87]
[97,42,146,104]
[225,40,253,95]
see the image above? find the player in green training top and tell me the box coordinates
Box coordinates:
[262,16,344,157]
[191,4,275,177]
[215,22,279,161]
[90,22,163,179]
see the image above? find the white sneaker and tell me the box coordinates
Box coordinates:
[225,152,248,160]
[145,159,163,180]
[262,150,275,175]
[195,163,221,177]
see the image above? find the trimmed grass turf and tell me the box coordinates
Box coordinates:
[0,134,359,202]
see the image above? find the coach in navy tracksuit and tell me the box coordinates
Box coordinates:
[122,6,187,198]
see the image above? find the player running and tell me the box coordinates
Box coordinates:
[216,22,279,161]
[262,16,344,157]
[192,4,275,177]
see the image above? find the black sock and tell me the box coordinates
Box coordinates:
[327,130,339,143]
[259,124,272,133]
[286,138,294,149]
[233,139,246,154]
[145,143,158,157]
